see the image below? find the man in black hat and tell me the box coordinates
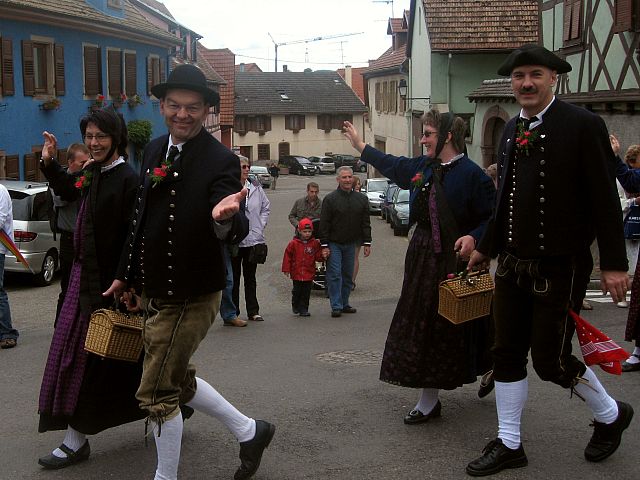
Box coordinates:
[466,44,633,476]
[105,64,275,480]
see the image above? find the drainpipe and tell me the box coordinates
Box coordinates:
[447,52,452,109]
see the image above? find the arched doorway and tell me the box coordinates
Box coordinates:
[480,105,510,167]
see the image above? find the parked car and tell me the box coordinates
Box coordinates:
[362,178,389,214]
[329,154,366,172]
[1,180,59,286]
[307,156,336,174]
[249,165,271,188]
[280,155,316,176]
[389,188,410,236]
[380,183,399,222]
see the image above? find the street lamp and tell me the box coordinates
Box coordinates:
[397,79,430,101]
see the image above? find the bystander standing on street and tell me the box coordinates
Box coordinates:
[0,182,18,350]
[319,167,371,317]
[289,182,322,227]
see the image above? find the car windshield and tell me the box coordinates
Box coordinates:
[368,180,388,192]
[298,159,311,165]
[250,166,268,174]
[396,189,410,203]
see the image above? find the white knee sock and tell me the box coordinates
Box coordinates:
[414,388,439,414]
[496,378,528,450]
[573,367,619,424]
[186,377,255,442]
[154,414,183,480]
[52,426,86,458]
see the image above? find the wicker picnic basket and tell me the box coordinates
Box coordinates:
[84,308,144,362]
[438,270,494,324]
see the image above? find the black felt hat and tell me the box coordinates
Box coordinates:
[151,64,220,106]
[497,44,572,76]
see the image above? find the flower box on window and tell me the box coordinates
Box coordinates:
[40,97,62,111]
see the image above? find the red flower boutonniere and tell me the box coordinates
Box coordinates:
[74,170,92,190]
[515,123,541,156]
[148,158,172,187]
[411,172,424,188]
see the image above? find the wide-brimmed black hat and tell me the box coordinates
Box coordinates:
[497,44,572,76]
[151,64,220,106]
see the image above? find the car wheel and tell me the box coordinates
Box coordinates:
[34,251,57,287]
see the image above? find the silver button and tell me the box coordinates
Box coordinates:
[540,210,544,214]
[168,290,174,296]
[539,172,545,177]
[539,246,545,251]
[539,234,544,239]
[508,237,513,242]
[168,227,172,233]
[168,240,173,245]
[169,215,175,221]
[540,147,545,152]
[168,252,172,257]
[170,190,176,196]
[540,159,545,165]
[539,185,544,189]
[170,203,175,208]
[168,265,173,270]
[539,197,545,203]
[133,220,137,225]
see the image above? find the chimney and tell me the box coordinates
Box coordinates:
[283,64,288,72]
[345,65,353,87]
[239,63,245,72]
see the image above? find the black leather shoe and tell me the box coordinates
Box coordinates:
[622,355,640,372]
[466,438,527,476]
[235,420,276,480]
[331,310,342,317]
[342,306,357,313]
[180,404,195,421]
[299,311,311,317]
[584,400,634,462]
[38,440,91,470]
[292,307,299,314]
[404,400,441,425]
[478,370,495,399]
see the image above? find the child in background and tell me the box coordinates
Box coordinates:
[282,218,324,316]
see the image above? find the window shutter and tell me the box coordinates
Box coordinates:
[299,115,305,130]
[147,56,153,94]
[265,116,272,131]
[84,46,102,96]
[54,44,65,96]
[1,38,14,96]
[4,154,19,179]
[159,58,166,83]
[22,40,35,96]
[24,153,38,181]
[124,52,136,96]
[570,0,582,40]
[108,50,122,96]
[613,0,633,32]
[563,0,573,42]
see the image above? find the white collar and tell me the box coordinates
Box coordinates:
[101,156,125,172]
[519,96,555,129]
[167,137,185,158]
[441,153,464,166]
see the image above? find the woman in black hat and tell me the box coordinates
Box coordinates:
[343,110,495,424]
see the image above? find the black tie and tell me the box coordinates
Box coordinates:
[520,115,538,130]
[166,145,179,164]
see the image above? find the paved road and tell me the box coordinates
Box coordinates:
[1,173,637,480]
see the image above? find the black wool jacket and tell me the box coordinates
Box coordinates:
[319,187,371,246]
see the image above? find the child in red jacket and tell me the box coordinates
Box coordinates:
[282,218,324,316]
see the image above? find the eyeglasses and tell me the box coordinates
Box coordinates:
[164,102,206,115]
[241,165,251,170]
[422,131,438,139]
[84,133,110,142]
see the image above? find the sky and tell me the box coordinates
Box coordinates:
[160,0,412,72]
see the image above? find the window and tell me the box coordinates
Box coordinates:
[257,144,270,160]
[0,38,15,96]
[613,0,640,33]
[147,55,165,96]
[234,116,246,135]
[124,52,136,96]
[107,49,122,97]
[375,82,382,112]
[317,114,352,131]
[389,80,397,113]
[244,115,271,134]
[22,40,64,96]
[382,81,388,112]
[83,45,102,96]
[285,114,305,132]
[563,0,583,46]
[331,114,352,130]
[317,114,332,131]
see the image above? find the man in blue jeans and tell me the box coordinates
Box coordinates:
[220,244,247,327]
[0,183,18,349]
[319,167,371,317]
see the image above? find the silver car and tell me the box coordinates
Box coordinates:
[362,178,389,214]
[249,165,271,188]
[308,156,336,174]
[1,180,59,286]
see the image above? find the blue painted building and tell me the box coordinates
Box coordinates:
[0,0,180,178]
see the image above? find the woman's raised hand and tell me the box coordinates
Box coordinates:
[342,121,366,153]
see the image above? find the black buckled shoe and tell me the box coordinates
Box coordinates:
[235,420,276,480]
[478,370,495,399]
[621,355,640,372]
[38,440,91,470]
[404,400,441,425]
[584,400,634,462]
[466,438,527,476]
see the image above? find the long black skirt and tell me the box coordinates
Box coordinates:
[379,226,492,390]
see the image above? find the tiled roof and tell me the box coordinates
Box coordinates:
[199,48,235,125]
[235,71,367,115]
[363,44,406,75]
[137,0,173,19]
[423,0,538,50]
[337,67,367,102]
[467,78,515,101]
[194,44,225,84]
[388,17,405,34]
[0,0,179,45]
[236,63,263,73]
